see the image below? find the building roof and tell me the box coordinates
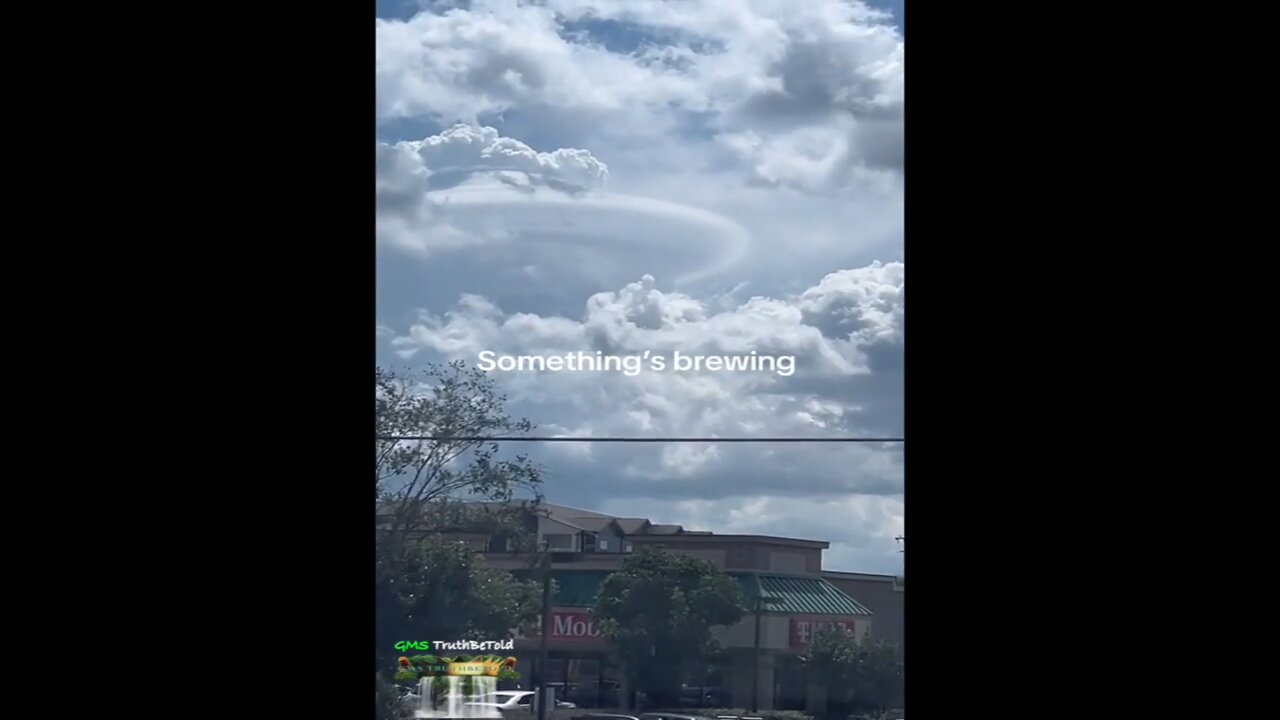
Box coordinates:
[630,533,829,549]
[823,570,905,586]
[540,570,872,616]
[540,504,655,535]
[562,516,617,532]
[741,574,874,616]
[539,505,696,535]
[540,503,613,520]
[615,518,650,534]
[646,524,685,534]
[541,516,593,532]
[379,500,837,551]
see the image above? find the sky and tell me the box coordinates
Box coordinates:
[375,0,904,574]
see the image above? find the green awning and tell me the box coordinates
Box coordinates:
[737,574,873,616]
[531,570,871,615]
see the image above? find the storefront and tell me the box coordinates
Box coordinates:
[508,607,619,706]
[511,571,873,710]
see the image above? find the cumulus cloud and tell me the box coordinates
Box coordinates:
[389,261,904,470]
[376,0,904,192]
[376,124,610,256]
[408,124,610,188]
[376,141,473,256]
[376,3,706,130]
[392,264,904,386]
[799,261,905,346]
[377,124,751,285]
[375,0,906,573]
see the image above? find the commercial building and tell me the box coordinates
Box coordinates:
[425,502,903,711]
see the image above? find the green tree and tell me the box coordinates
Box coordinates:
[802,625,858,698]
[376,535,541,668]
[376,362,541,553]
[375,363,544,673]
[593,547,746,707]
[801,626,904,715]
[852,638,904,711]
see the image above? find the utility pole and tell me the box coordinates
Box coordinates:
[751,582,762,712]
[537,542,552,720]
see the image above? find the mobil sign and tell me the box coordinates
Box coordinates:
[789,616,859,648]
[552,611,601,639]
[533,611,603,642]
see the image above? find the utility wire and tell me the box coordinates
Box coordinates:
[377,436,904,442]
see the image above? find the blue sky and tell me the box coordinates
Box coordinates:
[375,1,905,33]
[375,0,904,573]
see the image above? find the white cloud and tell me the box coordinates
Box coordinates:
[408,124,610,188]
[376,0,904,192]
[376,124,609,256]
[391,265,904,383]
[560,0,904,184]
[377,125,752,284]
[376,3,706,130]
[387,262,904,502]
[799,261,905,345]
[375,0,906,573]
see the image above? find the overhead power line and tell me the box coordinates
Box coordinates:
[377,436,904,442]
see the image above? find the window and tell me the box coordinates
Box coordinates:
[598,539,609,551]
[623,541,633,552]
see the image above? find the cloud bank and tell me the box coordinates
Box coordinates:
[376,0,905,573]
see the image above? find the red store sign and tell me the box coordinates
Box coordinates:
[528,611,603,641]
[789,617,857,648]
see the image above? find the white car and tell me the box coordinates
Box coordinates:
[467,690,577,712]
